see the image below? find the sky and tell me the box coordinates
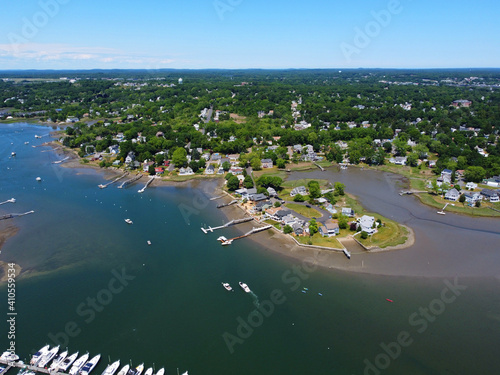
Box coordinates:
[0,0,499,70]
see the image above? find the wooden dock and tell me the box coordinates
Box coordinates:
[117,174,142,189]
[201,217,253,233]
[218,225,273,245]
[0,210,34,221]
[138,177,155,193]
[0,359,66,375]
[98,172,129,189]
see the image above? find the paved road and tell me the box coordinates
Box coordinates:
[280,199,332,224]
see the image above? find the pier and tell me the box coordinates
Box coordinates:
[98,172,129,189]
[117,174,142,189]
[217,225,273,245]
[0,360,66,375]
[201,217,253,233]
[138,177,155,193]
[0,198,15,206]
[217,200,238,208]
[210,195,225,201]
[0,210,34,221]
[343,248,351,259]
[314,162,324,171]
[52,156,69,164]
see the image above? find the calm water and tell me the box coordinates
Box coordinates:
[1,123,500,375]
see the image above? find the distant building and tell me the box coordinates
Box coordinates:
[261,159,273,169]
[452,99,472,108]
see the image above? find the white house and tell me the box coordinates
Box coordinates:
[465,182,478,190]
[357,215,376,235]
[290,186,307,197]
[444,188,460,201]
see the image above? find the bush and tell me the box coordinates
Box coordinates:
[283,225,293,234]
[349,222,357,231]
[293,194,305,202]
[475,200,481,208]
[361,231,368,239]
[274,201,281,208]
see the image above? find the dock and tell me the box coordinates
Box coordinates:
[217,225,273,245]
[0,361,66,375]
[0,210,34,221]
[210,195,225,201]
[201,217,253,233]
[0,198,15,206]
[98,172,129,189]
[138,177,155,193]
[343,248,351,259]
[314,162,324,171]
[52,156,69,164]
[117,174,142,189]
[217,200,238,208]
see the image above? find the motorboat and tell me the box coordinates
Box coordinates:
[143,368,153,375]
[36,177,42,182]
[30,345,50,365]
[101,360,120,375]
[154,369,164,375]
[11,152,16,157]
[69,353,89,375]
[80,354,101,375]
[239,282,251,293]
[126,363,144,375]
[0,351,19,362]
[116,364,129,375]
[38,345,59,367]
[222,282,233,291]
[58,352,79,372]
[49,350,68,371]
[125,219,133,224]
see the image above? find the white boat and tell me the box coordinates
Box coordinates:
[58,352,79,372]
[36,177,42,182]
[125,218,133,224]
[101,360,120,375]
[80,354,101,375]
[30,345,50,365]
[38,345,59,367]
[0,351,19,362]
[155,368,164,375]
[11,152,16,157]
[222,282,233,291]
[35,135,42,139]
[147,240,151,245]
[69,353,89,375]
[48,350,68,371]
[143,368,153,375]
[116,364,129,375]
[127,363,144,375]
[239,282,251,293]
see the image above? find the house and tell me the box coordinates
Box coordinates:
[261,158,273,169]
[229,166,244,175]
[319,221,340,237]
[484,176,500,188]
[142,161,154,172]
[428,160,436,168]
[480,189,499,203]
[112,160,121,166]
[463,192,482,204]
[264,207,283,221]
[357,215,376,235]
[125,152,135,164]
[290,186,307,197]
[465,182,477,190]
[291,222,304,236]
[325,204,337,215]
[249,193,268,202]
[205,165,215,175]
[255,200,272,212]
[293,144,303,153]
[179,167,194,175]
[275,209,291,222]
[227,154,240,165]
[282,214,298,226]
[108,145,119,155]
[389,156,407,165]
[155,167,164,175]
[267,187,277,197]
[452,99,472,108]
[441,169,453,178]
[342,207,355,217]
[445,188,460,201]
[217,167,225,174]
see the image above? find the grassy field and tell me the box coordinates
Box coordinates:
[416,192,500,217]
[284,203,321,219]
[296,233,343,249]
[253,167,288,180]
[356,216,409,248]
[264,219,282,230]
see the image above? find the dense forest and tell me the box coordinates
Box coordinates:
[1,69,500,179]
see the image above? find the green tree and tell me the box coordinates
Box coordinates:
[222,161,231,171]
[155,153,165,165]
[276,158,286,169]
[407,152,419,167]
[360,231,368,239]
[250,157,262,171]
[172,147,187,167]
[244,175,254,188]
[283,225,293,234]
[227,175,240,191]
[459,194,466,203]
[323,192,336,204]
[309,218,318,236]
[293,194,305,202]
[464,166,486,183]
[274,201,281,208]
[334,182,345,196]
[148,165,155,175]
[307,180,321,199]
[338,215,348,230]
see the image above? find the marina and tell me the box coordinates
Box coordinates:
[200,217,253,233]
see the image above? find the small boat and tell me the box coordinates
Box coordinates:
[386,298,394,303]
[11,152,16,157]
[116,365,129,375]
[318,293,323,296]
[79,354,101,375]
[36,177,42,182]
[222,282,233,291]
[25,141,29,145]
[155,369,165,375]
[35,135,42,139]
[101,360,120,375]
[125,219,133,224]
[301,290,306,294]
[130,363,144,375]
[38,345,59,367]
[239,282,251,293]
[143,368,153,375]
[69,353,89,375]
[30,345,50,365]
[48,350,68,371]
[217,236,227,242]
[147,240,151,245]
[58,352,79,372]
[0,351,19,362]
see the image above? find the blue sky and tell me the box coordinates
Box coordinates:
[0,0,499,70]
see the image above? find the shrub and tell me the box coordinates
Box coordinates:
[360,231,368,239]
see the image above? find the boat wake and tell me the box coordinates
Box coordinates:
[250,292,260,308]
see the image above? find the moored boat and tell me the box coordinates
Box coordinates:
[0,351,19,362]
[239,282,251,293]
[126,363,144,375]
[48,350,68,371]
[154,368,164,375]
[101,360,120,375]
[116,364,129,375]
[125,218,133,224]
[69,353,89,375]
[38,346,59,368]
[143,368,153,375]
[80,354,101,375]
[222,282,233,291]
[58,352,79,372]
[30,345,50,365]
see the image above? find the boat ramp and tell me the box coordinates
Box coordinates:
[138,177,155,193]
[98,172,129,189]
[117,174,142,189]
[201,217,253,233]
[217,225,273,245]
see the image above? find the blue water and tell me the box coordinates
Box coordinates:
[1,123,500,375]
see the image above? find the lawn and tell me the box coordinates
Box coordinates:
[296,233,343,249]
[284,203,321,219]
[264,219,282,230]
[356,214,409,248]
[253,167,288,180]
[416,192,500,217]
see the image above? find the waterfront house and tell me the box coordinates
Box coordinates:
[480,189,499,203]
[261,158,273,169]
[142,161,154,172]
[255,200,272,212]
[291,222,304,236]
[290,186,307,197]
[465,182,478,190]
[267,187,277,197]
[282,214,298,226]
[445,188,460,201]
[155,167,164,175]
[205,164,215,175]
[357,215,376,235]
[179,167,194,175]
[249,193,268,202]
[463,192,482,204]
[319,221,340,237]
[125,151,135,164]
[389,156,407,165]
[342,207,355,217]
[264,207,282,221]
